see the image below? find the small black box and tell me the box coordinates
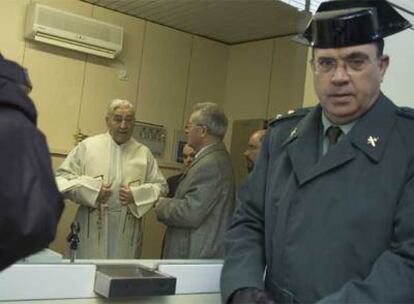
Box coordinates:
[94,264,176,298]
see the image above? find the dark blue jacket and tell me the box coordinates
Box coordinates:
[221,93,414,303]
[0,54,63,270]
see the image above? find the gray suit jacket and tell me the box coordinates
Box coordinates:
[156,142,235,259]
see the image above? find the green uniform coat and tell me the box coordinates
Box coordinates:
[221,93,414,303]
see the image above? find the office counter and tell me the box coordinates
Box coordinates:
[0,259,223,304]
[4,294,221,304]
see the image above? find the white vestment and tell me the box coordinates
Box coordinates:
[56,133,167,258]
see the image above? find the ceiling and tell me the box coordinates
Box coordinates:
[81,0,312,45]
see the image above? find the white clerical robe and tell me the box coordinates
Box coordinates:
[56,133,168,258]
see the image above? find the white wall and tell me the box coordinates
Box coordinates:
[382,7,414,107]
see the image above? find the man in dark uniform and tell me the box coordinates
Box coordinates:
[0,54,63,271]
[221,0,414,303]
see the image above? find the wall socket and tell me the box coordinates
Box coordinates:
[118,69,128,81]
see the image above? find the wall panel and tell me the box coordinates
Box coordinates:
[183,36,229,125]
[0,0,29,64]
[224,39,274,146]
[22,0,92,152]
[77,6,146,139]
[268,37,308,118]
[136,22,192,162]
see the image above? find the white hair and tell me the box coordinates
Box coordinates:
[106,99,135,117]
[191,102,228,139]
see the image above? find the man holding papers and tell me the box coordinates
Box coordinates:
[56,99,167,259]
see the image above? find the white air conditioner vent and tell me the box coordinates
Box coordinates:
[25,3,123,59]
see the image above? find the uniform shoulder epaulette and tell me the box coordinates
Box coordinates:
[269,107,313,127]
[397,106,414,120]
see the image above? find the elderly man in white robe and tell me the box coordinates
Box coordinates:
[56,99,168,259]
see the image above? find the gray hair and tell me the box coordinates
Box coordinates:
[106,99,135,117]
[191,102,228,139]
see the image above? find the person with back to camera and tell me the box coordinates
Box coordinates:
[0,53,63,271]
[221,0,414,303]
[56,99,167,259]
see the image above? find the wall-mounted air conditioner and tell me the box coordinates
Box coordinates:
[24,3,123,59]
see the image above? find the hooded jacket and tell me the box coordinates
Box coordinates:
[0,54,63,271]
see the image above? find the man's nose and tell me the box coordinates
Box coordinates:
[120,120,127,128]
[331,63,350,83]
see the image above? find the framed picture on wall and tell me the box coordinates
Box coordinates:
[172,129,186,164]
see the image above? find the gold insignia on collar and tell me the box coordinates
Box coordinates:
[287,110,295,115]
[367,136,379,148]
[290,128,297,137]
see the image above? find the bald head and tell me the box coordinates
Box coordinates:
[244,129,266,173]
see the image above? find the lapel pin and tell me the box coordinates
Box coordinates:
[367,136,379,148]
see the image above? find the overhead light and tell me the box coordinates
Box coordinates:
[279,0,325,14]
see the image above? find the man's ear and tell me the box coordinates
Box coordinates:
[379,55,389,81]
[201,126,208,137]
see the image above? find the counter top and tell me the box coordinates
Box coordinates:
[0,259,223,303]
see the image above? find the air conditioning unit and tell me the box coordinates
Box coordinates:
[24,3,123,59]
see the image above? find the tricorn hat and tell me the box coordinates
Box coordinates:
[298,0,412,48]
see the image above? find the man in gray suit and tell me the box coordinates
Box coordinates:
[156,102,235,259]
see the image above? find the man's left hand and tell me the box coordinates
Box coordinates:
[119,186,134,205]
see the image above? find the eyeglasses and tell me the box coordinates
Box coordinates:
[311,54,378,75]
[246,145,260,152]
[111,115,134,125]
[184,123,205,131]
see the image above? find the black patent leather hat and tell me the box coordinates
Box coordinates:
[298,0,411,48]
